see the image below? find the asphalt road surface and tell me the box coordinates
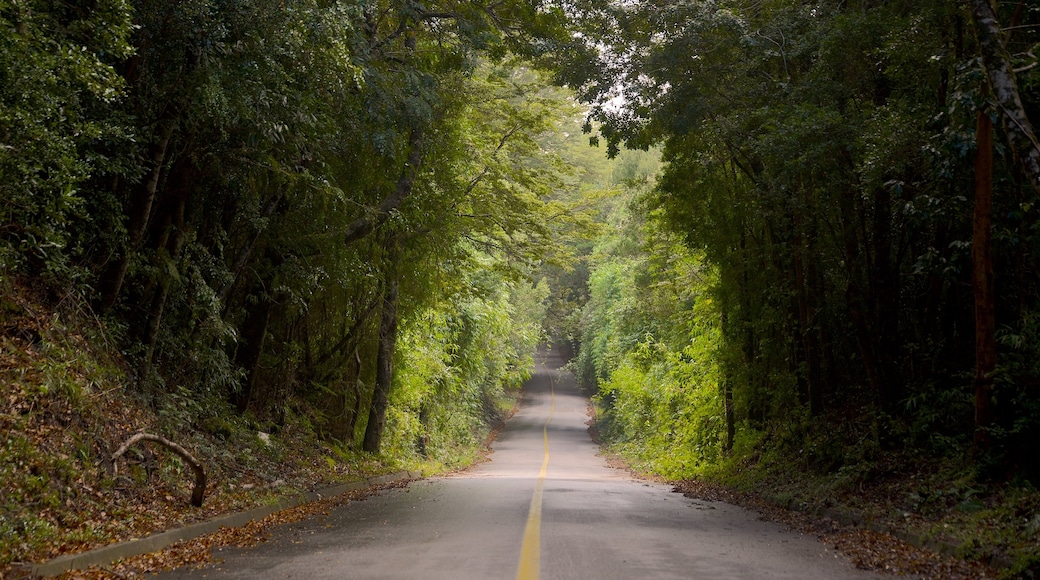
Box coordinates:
[159,351,887,579]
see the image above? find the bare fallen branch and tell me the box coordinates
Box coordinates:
[110,432,207,507]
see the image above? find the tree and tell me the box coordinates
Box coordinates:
[362,235,401,453]
[965,0,1040,456]
[973,106,996,454]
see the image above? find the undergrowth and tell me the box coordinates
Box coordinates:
[0,280,505,573]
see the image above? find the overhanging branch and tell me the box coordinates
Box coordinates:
[342,126,426,245]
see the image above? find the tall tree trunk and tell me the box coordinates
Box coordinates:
[326,339,368,445]
[97,122,175,311]
[362,236,400,453]
[872,184,903,409]
[792,204,823,415]
[720,311,736,453]
[723,374,735,453]
[233,297,273,413]
[805,227,824,416]
[417,403,431,457]
[337,349,365,446]
[973,108,997,455]
[840,193,883,396]
[738,228,764,429]
[138,155,197,381]
[140,184,190,382]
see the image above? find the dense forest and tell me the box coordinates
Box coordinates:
[0,0,608,565]
[1,0,601,456]
[3,0,1040,574]
[563,0,1040,572]
[571,0,1040,483]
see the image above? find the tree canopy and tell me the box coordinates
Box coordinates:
[4,3,1040,566]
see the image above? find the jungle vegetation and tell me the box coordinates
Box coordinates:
[3,0,1040,572]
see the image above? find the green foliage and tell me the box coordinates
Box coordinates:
[554,4,1040,567]
[0,0,588,440]
[385,255,549,465]
[576,172,731,479]
[561,0,1040,485]
[0,2,606,528]
[0,0,133,276]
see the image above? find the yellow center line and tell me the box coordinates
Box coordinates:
[516,363,555,580]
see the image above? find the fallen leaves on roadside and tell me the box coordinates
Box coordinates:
[672,480,995,580]
[50,479,416,579]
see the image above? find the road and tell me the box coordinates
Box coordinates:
[159,351,886,579]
